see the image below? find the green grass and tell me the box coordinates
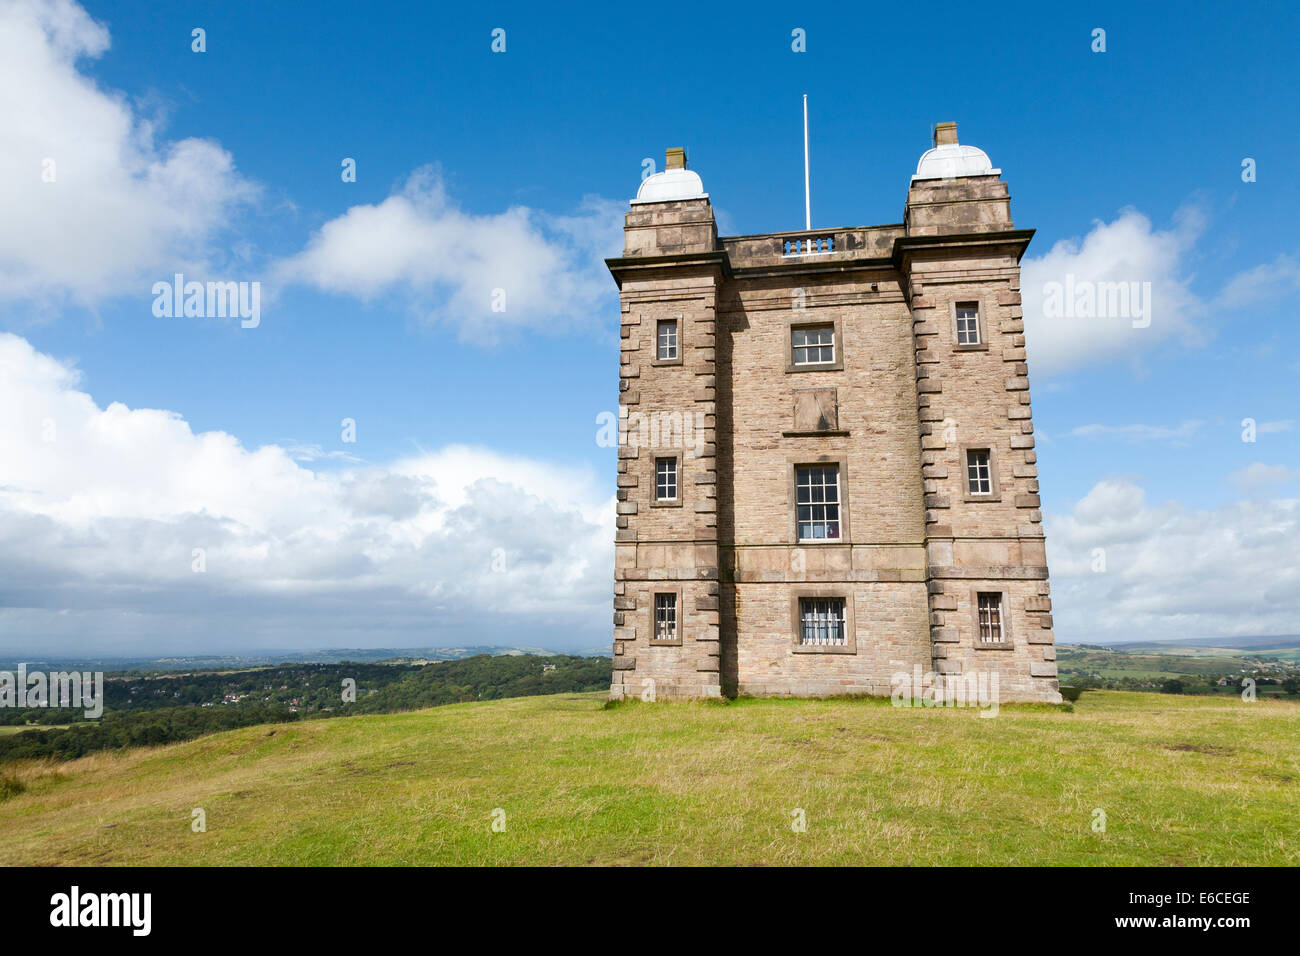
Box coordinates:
[0,690,1296,865]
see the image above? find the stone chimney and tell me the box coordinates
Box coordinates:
[665,147,687,170]
[933,121,958,146]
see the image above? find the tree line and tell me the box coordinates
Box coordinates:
[0,655,612,763]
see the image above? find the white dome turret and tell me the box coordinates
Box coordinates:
[632,147,708,204]
[911,122,1001,182]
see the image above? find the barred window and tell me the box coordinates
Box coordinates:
[654,593,677,641]
[795,465,841,540]
[967,449,993,496]
[655,457,678,501]
[792,325,835,365]
[955,302,980,345]
[977,592,1004,643]
[799,597,847,646]
[657,320,678,361]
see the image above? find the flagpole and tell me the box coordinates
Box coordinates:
[803,94,811,230]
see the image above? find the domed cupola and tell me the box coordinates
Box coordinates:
[911,122,1001,181]
[633,147,708,203]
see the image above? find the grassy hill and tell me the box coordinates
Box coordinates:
[1,690,1296,866]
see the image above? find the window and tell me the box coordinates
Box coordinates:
[799,597,847,646]
[795,465,841,540]
[792,325,835,366]
[966,449,993,496]
[787,319,843,373]
[790,590,856,654]
[977,592,1004,644]
[655,457,678,501]
[656,320,678,361]
[654,593,677,642]
[955,302,980,346]
[961,445,1001,502]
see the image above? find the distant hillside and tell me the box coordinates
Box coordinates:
[1057,640,1300,691]
[1095,635,1300,652]
[0,644,610,673]
[1,690,1297,866]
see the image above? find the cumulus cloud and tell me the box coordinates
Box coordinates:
[0,0,258,310]
[1046,479,1299,643]
[0,332,613,656]
[1021,207,1206,377]
[1022,206,1300,379]
[276,166,624,340]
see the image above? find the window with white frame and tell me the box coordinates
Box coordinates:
[657,320,678,361]
[654,592,677,641]
[955,302,980,346]
[795,465,841,540]
[966,449,993,496]
[977,592,1004,643]
[792,325,835,366]
[655,457,678,501]
[799,597,847,646]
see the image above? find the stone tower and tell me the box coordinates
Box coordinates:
[606,126,1060,704]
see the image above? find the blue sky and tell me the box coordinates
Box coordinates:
[1,0,1297,654]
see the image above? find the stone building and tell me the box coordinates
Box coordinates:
[606,124,1060,704]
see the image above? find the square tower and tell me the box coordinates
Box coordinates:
[606,128,1060,703]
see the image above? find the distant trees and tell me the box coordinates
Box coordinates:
[0,655,612,764]
[0,704,297,762]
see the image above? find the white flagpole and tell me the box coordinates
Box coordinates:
[803,94,811,231]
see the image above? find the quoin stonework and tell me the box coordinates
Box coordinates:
[607,124,1060,704]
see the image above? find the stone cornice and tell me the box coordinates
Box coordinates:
[891,229,1036,271]
[607,229,1036,288]
[604,251,731,289]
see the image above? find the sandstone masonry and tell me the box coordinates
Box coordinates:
[606,125,1060,703]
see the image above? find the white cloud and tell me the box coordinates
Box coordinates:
[1022,207,1300,379]
[279,442,366,465]
[1228,462,1300,493]
[1213,253,1300,309]
[1047,479,1299,643]
[276,166,623,340]
[1022,207,1206,377]
[0,332,613,655]
[1068,420,1204,444]
[1256,420,1294,435]
[0,0,257,310]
